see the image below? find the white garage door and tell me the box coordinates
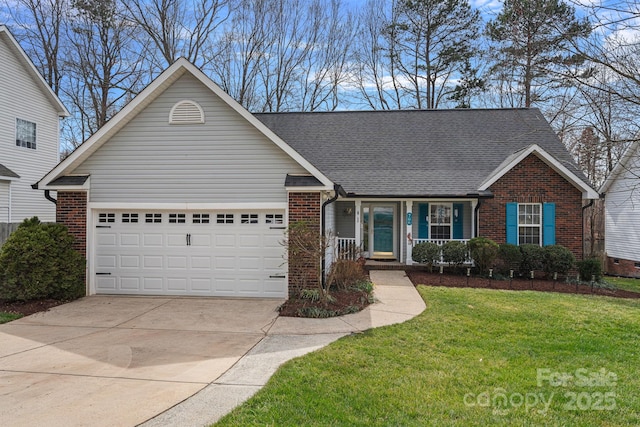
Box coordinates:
[94,210,287,297]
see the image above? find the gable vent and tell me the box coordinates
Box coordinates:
[169,100,205,124]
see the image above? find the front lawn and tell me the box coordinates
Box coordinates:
[216,286,640,426]
[605,276,640,293]
[0,312,22,324]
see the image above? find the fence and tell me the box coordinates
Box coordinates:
[0,223,20,247]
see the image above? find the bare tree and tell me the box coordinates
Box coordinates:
[4,0,69,95]
[65,0,143,139]
[122,0,232,73]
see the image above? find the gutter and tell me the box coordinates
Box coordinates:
[321,183,345,291]
[31,182,57,205]
[474,199,483,237]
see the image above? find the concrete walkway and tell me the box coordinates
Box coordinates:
[142,270,425,427]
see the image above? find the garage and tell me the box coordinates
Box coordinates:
[94,210,287,298]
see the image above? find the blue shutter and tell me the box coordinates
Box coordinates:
[418,203,429,239]
[506,203,518,245]
[543,203,556,246]
[453,203,464,239]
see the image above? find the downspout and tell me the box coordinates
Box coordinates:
[31,183,57,205]
[581,198,596,260]
[474,199,482,237]
[321,184,342,291]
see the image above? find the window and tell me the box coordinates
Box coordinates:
[98,213,115,223]
[241,213,259,224]
[518,204,541,245]
[217,213,234,224]
[506,202,555,246]
[145,213,162,223]
[168,213,186,223]
[16,118,36,149]
[430,204,451,240]
[122,213,139,223]
[193,213,210,224]
[266,214,284,224]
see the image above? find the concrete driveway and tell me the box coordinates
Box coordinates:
[0,296,283,427]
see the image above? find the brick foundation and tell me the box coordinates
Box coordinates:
[287,192,321,297]
[480,154,584,260]
[605,256,640,278]
[56,191,87,258]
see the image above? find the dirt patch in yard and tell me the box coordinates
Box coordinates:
[0,299,68,317]
[407,271,640,299]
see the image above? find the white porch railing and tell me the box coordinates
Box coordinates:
[336,237,359,260]
[412,238,473,264]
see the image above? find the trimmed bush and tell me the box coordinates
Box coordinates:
[496,243,522,274]
[467,237,499,274]
[0,217,85,302]
[576,258,603,281]
[412,241,441,271]
[441,241,468,267]
[543,245,575,276]
[519,244,545,273]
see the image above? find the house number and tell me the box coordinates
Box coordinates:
[406,212,412,226]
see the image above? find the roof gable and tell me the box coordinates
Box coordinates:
[479,144,599,199]
[0,26,69,117]
[599,140,640,194]
[38,58,332,189]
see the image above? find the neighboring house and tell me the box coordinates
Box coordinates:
[35,58,598,298]
[600,141,640,278]
[0,26,69,233]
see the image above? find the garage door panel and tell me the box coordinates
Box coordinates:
[95,210,287,297]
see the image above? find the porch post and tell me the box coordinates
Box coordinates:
[471,199,478,237]
[406,200,413,265]
[354,200,361,254]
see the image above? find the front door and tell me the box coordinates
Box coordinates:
[363,204,397,259]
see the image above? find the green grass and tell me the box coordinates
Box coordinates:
[605,275,640,293]
[215,286,640,426]
[0,312,22,324]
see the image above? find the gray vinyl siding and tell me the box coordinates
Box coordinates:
[0,36,59,222]
[72,74,308,203]
[0,181,9,222]
[605,147,640,261]
[334,201,355,238]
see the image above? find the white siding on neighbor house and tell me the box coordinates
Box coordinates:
[0,37,60,223]
[605,148,640,261]
[71,74,308,204]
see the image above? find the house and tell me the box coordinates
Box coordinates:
[0,26,69,234]
[600,141,640,278]
[35,58,598,298]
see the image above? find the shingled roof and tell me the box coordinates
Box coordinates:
[255,108,587,197]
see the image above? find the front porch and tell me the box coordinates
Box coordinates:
[330,199,478,265]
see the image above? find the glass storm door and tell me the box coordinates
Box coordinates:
[372,205,395,258]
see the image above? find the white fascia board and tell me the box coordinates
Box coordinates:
[285,186,331,192]
[88,202,287,211]
[0,175,19,182]
[0,26,69,117]
[599,140,639,194]
[479,144,599,199]
[39,58,332,189]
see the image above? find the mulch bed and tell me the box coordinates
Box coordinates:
[0,299,68,317]
[407,271,640,299]
[279,288,373,317]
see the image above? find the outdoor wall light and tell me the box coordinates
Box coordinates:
[343,207,353,216]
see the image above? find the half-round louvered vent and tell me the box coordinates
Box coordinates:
[169,100,205,124]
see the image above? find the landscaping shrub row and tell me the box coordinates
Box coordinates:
[413,237,602,280]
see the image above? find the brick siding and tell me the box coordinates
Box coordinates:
[56,191,87,258]
[605,256,640,278]
[480,154,584,259]
[287,192,321,297]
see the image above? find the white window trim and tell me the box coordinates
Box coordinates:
[517,203,542,245]
[16,118,37,149]
[430,203,452,239]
